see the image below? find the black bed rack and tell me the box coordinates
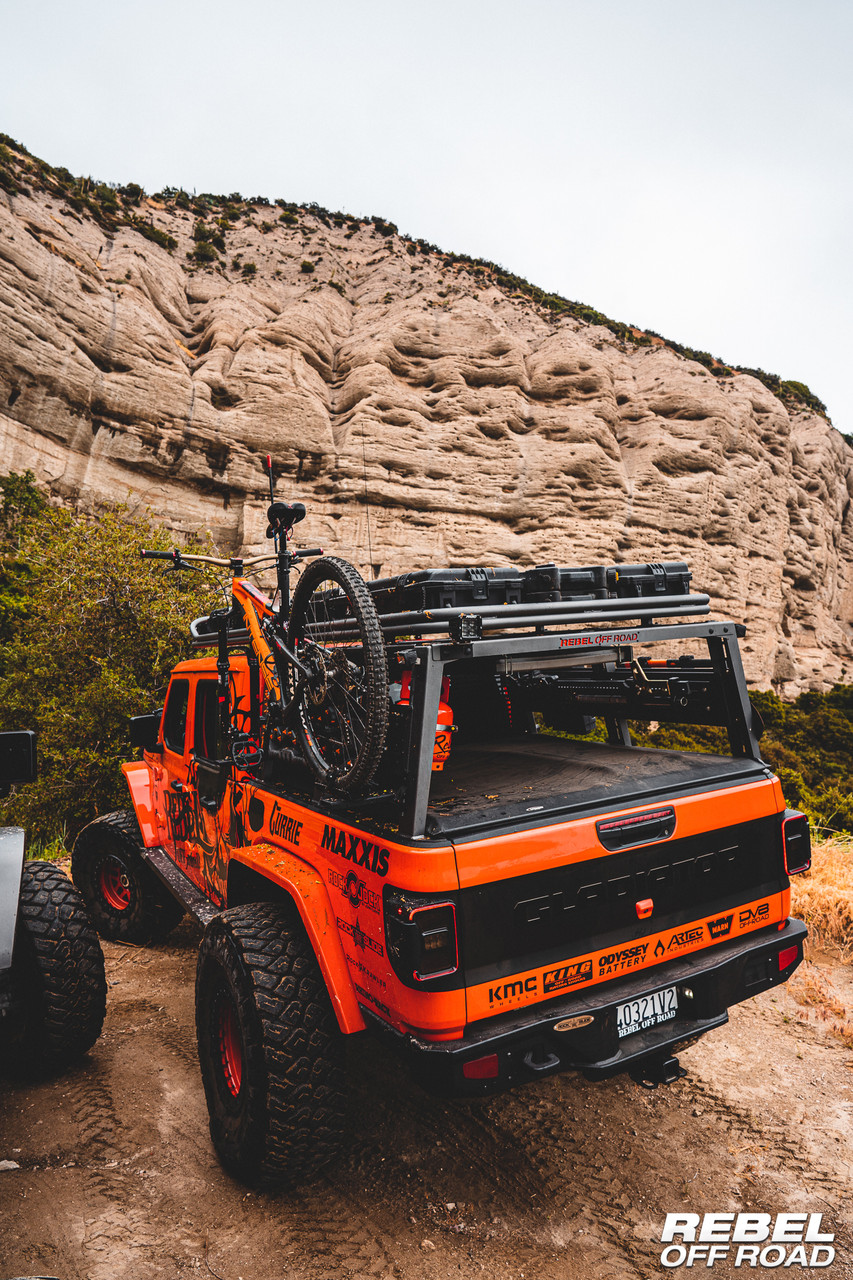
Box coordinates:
[299,590,711,645]
[189,589,711,650]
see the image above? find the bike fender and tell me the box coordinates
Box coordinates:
[0,828,26,970]
[121,761,160,847]
[229,843,367,1035]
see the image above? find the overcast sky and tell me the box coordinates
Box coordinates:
[3,0,851,432]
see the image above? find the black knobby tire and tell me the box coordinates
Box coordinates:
[72,810,185,944]
[195,902,347,1189]
[2,861,106,1072]
[288,555,389,791]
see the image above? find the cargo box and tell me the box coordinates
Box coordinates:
[367,567,523,614]
[521,563,609,603]
[606,561,692,598]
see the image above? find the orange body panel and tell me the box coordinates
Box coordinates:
[122,761,159,847]
[238,784,466,1038]
[228,843,366,1034]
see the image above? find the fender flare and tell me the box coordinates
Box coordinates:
[229,844,366,1035]
[121,761,159,847]
[0,827,25,970]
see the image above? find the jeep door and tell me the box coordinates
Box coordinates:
[152,676,193,868]
[185,677,234,906]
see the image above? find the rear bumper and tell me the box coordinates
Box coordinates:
[385,918,807,1096]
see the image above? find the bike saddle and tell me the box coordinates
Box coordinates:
[266,501,306,538]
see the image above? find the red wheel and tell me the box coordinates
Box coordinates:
[72,811,185,944]
[98,857,132,911]
[217,991,243,1097]
[196,904,347,1188]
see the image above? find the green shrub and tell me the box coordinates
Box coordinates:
[241,261,257,277]
[0,480,218,840]
[279,210,298,225]
[300,260,315,274]
[632,683,853,837]
[193,221,225,252]
[191,241,219,264]
[117,181,143,204]
[125,216,177,252]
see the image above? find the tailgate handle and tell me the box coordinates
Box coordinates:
[596,807,676,850]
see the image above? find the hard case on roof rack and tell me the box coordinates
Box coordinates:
[364,560,694,616]
[367,566,523,613]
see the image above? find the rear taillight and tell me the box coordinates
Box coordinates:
[782,810,811,875]
[778,944,799,971]
[385,896,459,982]
[408,902,458,980]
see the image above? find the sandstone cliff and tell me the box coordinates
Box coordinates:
[1,142,851,692]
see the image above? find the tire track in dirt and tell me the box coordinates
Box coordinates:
[4,935,853,1280]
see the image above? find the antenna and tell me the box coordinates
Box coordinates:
[361,428,374,579]
[265,455,278,555]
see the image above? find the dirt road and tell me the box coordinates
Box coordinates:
[1,921,852,1280]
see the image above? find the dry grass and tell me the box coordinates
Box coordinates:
[787,838,853,1052]
[787,961,845,1018]
[789,836,853,952]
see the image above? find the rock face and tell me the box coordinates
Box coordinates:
[1,164,852,693]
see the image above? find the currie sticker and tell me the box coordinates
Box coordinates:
[321,824,390,877]
[268,800,302,846]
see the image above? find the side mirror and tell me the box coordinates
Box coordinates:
[129,713,162,752]
[0,730,37,786]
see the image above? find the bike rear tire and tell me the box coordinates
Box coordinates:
[288,556,388,792]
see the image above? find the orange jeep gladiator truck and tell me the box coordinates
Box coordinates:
[72,482,809,1188]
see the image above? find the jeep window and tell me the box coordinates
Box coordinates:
[162,679,190,755]
[193,680,223,761]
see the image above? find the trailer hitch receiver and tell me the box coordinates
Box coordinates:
[629,1054,687,1090]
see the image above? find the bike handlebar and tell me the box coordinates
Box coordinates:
[140,548,324,568]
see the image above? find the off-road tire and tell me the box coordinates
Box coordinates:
[289,555,389,792]
[72,810,184,944]
[1,861,106,1072]
[195,901,347,1189]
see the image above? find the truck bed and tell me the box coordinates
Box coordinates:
[427,736,767,834]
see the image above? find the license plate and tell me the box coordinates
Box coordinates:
[616,987,678,1038]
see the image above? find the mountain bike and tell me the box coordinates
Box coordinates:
[142,460,389,793]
